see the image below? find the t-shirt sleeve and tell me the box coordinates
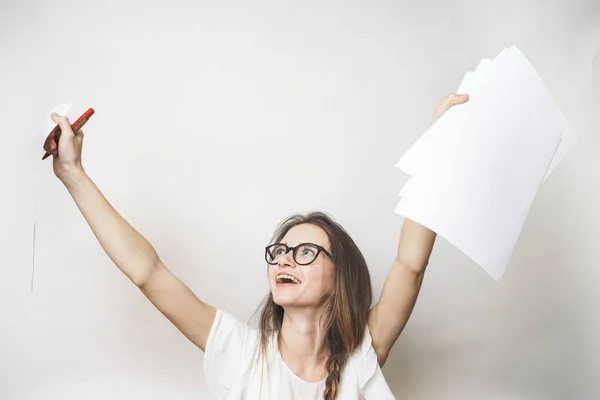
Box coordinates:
[203,308,254,399]
[354,325,397,399]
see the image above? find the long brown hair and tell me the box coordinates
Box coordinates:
[255,211,373,400]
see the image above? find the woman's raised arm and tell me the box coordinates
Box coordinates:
[50,114,216,351]
[368,93,469,367]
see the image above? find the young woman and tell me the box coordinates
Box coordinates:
[47,93,468,399]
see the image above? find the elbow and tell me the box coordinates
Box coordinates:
[395,257,429,276]
[133,259,164,288]
[410,261,429,276]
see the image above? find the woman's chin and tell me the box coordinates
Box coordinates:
[272,292,295,306]
[273,293,321,309]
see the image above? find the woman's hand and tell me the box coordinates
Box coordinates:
[47,113,85,182]
[431,93,469,124]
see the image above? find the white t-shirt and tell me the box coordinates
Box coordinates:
[203,309,396,399]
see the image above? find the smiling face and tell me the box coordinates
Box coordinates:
[267,223,335,308]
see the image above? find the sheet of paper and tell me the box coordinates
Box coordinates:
[394,45,568,280]
[399,46,575,182]
[541,97,576,179]
[395,127,559,280]
[457,58,492,94]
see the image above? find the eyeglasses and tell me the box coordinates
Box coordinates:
[265,243,334,266]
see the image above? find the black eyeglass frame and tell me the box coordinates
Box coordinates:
[265,243,334,266]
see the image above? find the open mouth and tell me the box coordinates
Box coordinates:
[276,273,302,285]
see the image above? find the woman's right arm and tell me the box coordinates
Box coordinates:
[50,114,216,352]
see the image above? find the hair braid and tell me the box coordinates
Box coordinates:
[324,353,343,400]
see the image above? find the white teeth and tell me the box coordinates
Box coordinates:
[276,274,301,284]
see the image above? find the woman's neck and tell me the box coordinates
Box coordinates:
[278,307,329,382]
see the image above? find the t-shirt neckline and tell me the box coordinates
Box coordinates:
[274,343,327,387]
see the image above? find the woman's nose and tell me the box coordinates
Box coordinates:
[277,250,295,267]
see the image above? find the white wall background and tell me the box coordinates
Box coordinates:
[1,1,598,399]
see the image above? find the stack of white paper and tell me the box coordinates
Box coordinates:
[394,45,576,280]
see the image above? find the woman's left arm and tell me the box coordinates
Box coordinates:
[368,93,469,367]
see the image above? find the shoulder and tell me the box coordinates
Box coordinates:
[205,308,261,360]
[207,308,258,347]
[347,324,379,387]
[344,325,396,399]
[204,309,260,398]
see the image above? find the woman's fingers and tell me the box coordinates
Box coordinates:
[440,93,469,111]
[432,93,469,123]
[43,126,59,156]
[49,113,76,157]
[447,93,468,106]
[51,113,74,140]
[76,129,84,149]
